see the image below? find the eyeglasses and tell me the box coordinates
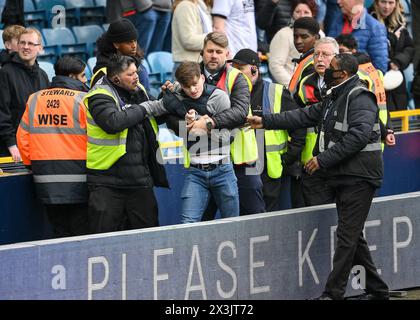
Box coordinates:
[18,41,41,48]
[314,52,336,59]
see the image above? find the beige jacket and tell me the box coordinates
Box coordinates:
[171,0,211,63]
[268,26,299,86]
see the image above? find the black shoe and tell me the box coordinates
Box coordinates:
[310,293,334,300]
[346,293,389,300]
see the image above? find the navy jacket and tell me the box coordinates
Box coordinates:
[328,9,389,73]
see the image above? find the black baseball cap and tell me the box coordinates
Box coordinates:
[228,48,260,67]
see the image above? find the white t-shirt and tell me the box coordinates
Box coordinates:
[212,0,258,56]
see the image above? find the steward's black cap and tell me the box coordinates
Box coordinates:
[228,48,261,67]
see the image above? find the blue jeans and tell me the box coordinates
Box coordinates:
[181,163,239,223]
[128,9,171,56]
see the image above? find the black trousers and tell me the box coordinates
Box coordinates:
[88,185,158,234]
[301,171,336,206]
[261,173,282,212]
[324,181,389,299]
[202,165,266,220]
[45,203,89,238]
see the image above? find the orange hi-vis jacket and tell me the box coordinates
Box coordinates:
[358,62,387,109]
[17,88,88,204]
[288,52,314,96]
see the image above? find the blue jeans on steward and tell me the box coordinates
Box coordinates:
[181,163,239,223]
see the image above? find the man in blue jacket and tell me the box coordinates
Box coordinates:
[328,0,388,73]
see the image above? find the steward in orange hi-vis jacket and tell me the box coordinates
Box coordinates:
[17,57,90,237]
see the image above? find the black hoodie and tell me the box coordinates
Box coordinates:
[0,53,49,156]
[50,75,90,92]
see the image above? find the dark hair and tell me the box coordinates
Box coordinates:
[335,53,359,76]
[203,32,229,49]
[96,32,117,54]
[175,61,201,86]
[54,56,86,76]
[335,34,358,50]
[353,52,372,64]
[291,0,318,18]
[107,54,137,78]
[293,17,320,35]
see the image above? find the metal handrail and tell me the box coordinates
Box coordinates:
[390,109,420,132]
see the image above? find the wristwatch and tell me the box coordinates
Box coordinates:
[205,118,213,131]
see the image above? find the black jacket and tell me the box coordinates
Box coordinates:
[0,53,49,156]
[1,0,24,27]
[263,76,383,187]
[0,49,11,66]
[200,63,250,129]
[386,26,414,110]
[255,0,292,42]
[86,77,168,188]
[252,78,306,169]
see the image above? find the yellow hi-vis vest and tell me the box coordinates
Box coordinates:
[225,67,258,165]
[84,77,159,170]
[263,82,289,179]
[297,73,318,164]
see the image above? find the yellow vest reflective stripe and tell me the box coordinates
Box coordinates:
[227,67,259,165]
[297,74,318,164]
[90,67,106,88]
[301,127,317,164]
[263,83,288,179]
[84,84,127,170]
[84,78,155,170]
[329,86,382,152]
[289,54,314,95]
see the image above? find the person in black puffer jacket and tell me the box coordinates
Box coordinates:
[0,28,49,160]
[85,55,168,234]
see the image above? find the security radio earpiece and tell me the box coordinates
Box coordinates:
[114,77,120,84]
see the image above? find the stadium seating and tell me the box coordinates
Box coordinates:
[147,51,174,84]
[42,27,88,60]
[72,25,104,56]
[33,0,65,10]
[24,0,48,29]
[141,59,160,87]
[0,30,4,50]
[87,56,97,75]
[63,0,106,26]
[95,0,106,7]
[0,0,5,14]
[39,61,55,82]
[84,64,92,83]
